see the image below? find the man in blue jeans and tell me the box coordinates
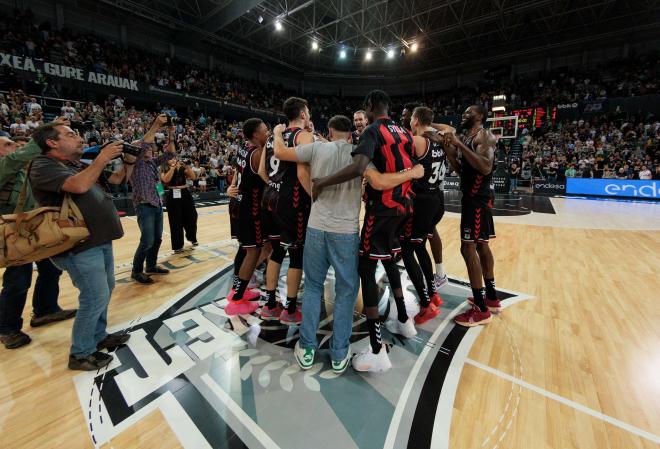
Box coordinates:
[273,116,423,374]
[29,122,135,370]
[129,115,174,284]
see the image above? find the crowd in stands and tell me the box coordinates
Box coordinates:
[2,5,659,189]
[0,89,245,194]
[510,116,660,182]
[1,9,658,119]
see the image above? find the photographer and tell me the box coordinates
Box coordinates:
[129,114,174,284]
[29,122,134,370]
[0,135,75,350]
[160,154,198,254]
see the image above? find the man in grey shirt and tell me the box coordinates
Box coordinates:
[272,115,423,374]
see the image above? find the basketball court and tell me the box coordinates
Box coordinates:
[1,197,659,449]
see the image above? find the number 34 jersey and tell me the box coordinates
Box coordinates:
[262,127,310,212]
[414,136,446,193]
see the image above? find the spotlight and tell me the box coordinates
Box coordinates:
[312,41,318,50]
[387,49,394,59]
[411,42,418,52]
[339,50,346,59]
[365,51,372,61]
[258,15,263,24]
[275,21,283,31]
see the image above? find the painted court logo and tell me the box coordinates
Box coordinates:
[74,263,530,449]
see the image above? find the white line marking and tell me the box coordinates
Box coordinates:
[201,373,282,449]
[382,302,468,449]
[466,358,660,445]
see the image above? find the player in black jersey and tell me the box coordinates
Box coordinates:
[258,97,314,325]
[402,102,450,292]
[225,118,270,316]
[352,110,367,144]
[443,105,499,327]
[399,107,449,325]
[314,90,418,373]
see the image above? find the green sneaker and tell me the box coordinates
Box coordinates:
[294,341,315,370]
[331,351,351,375]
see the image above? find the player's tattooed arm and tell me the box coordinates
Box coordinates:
[446,130,494,175]
[430,123,456,134]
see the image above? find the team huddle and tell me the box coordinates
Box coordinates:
[226,90,500,374]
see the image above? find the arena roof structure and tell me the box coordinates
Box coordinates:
[96,0,660,76]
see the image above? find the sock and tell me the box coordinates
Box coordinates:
[367,319,382,353]
[435,263,445,277]
[484,278,497,300]
[266,290,277,309]
[394,295,408,322]
[472,287,487,312]
[419,287,430,308]
[286,296,297,314]
[234,278,249,301]
[232,274,240,291]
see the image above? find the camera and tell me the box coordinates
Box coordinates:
[120,142,141,157]
[70,120,94,132]
[166,115,179,126]
[81,141,142,160]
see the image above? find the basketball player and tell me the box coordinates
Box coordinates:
[313,90,416,372]
[225,118,270,315]
[402,103,450,291]
[443,105,500,326]
[399,106,448,325]
[227,152,245,300]
[352,110,367,144]
[258,97,314,325]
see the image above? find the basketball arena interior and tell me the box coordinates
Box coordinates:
[0,1,659,448]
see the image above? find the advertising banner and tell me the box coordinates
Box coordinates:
[566,178,660,199]
[533,181,566,195]
[1,52,140,91]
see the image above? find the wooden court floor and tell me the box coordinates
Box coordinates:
[0,199,659,449]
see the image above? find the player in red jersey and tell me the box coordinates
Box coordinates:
[443,105,500,327]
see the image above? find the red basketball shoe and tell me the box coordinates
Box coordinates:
[454,304,492,327]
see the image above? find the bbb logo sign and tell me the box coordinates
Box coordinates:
[567,179,660,199]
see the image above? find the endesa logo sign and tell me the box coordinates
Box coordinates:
[567,179,660,199]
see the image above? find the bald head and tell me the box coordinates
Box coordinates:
[0,136,17,157]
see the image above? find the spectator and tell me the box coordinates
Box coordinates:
[60,101,76,120]
[509,162,520,193]
[565,164,577,178]
[639,165,652,180]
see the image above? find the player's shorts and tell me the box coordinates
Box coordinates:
[460,199,496,243]
[360,213,408,260]
[229,198,239,240]
[275,203,310,249]
[401,191,445,244]
[236,187,264,248]
[260,206,280,244]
